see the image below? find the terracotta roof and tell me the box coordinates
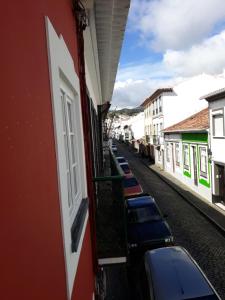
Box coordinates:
[141,88,173,107]
[163,108,209,133]
[200,87,225,101]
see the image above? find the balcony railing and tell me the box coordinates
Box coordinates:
[94,146,127,259]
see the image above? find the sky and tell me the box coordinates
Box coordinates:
[111,0,225,109]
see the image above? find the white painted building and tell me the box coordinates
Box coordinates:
[111,114,131,141]
[201,88,225,205]
[164,109,211,202]
[141,74,225,168]
[111,112,144,145]
[141,88,174,161]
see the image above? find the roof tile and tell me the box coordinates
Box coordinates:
[163,108,209,133]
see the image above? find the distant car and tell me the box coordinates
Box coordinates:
[123,174,143,198]
[126,195,173,253]
[119,162,132,175]
[111,144,117,153]
[116,156,127,164]
[141,246,221,300]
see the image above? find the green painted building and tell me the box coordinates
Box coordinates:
[163,109,211,202]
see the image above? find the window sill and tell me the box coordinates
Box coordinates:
[71,198,89,253]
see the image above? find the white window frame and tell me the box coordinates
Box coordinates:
[175,143,180,166]
[159,96,162,113]
[160,122,163,136]
[158,149,161,161]
[156,99,158,114]
[166,143,170,162]
[199,146,208,178]
[183,144,190,170]
[212,109,225,138]
[46,17,88,299]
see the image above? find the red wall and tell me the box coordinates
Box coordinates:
[72,220,95,300]
[0,1,94,299]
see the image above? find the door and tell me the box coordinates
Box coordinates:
[217,165,225,203]
[192,146,198,186]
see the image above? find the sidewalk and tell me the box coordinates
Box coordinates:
[139,155,225,236]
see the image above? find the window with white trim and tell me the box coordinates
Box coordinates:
[183,144,189,170]
[156,99,158,114]
[212,110,224,137]
[166,143,170,162]
[159,96,162,113]
[60,88,82,221]
[175,143,180,166]
[199,146,208,178]
[46,17,88,297]
[158,150,161,161]
[160,122,163,136]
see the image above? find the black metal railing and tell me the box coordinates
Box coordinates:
[94,147,127,259]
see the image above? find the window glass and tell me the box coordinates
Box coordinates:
[159,96,162,112]
[61,91,81,216]
[200,147,208,177]
[175,143,180,166]
[127,205,161,223]
[166,143,170,162]
[183,144,189,169]
[213,114,224,137]
[67,101,73,132]
[123,177,138,188]
[121,164,130,173]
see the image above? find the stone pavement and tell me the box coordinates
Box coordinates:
[140,155,225,236]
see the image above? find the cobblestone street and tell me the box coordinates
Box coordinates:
[117,142,225,300]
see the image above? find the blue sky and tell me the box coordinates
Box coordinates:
[119,30,163,67]
[112,0,225,109]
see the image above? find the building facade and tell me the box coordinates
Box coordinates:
[141,74,225,167]
[164,109,211,201]
[141,88,175,164]
[0,1,129,299]
[201,88,225,205]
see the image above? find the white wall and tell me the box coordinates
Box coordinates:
[83,8,102,110]
[209,98,225,164]
[112,113,144,141]
[164,135,183,177]
[130,112,145,140]
[144,103,153,142]
[164,135,212,202]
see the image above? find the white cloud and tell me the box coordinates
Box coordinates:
[116,61,172,82]
[112,28,225,108]
[112,75,182,109]
[112,0,225,108]
[163,30,225,76]
[129,0,225,51]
